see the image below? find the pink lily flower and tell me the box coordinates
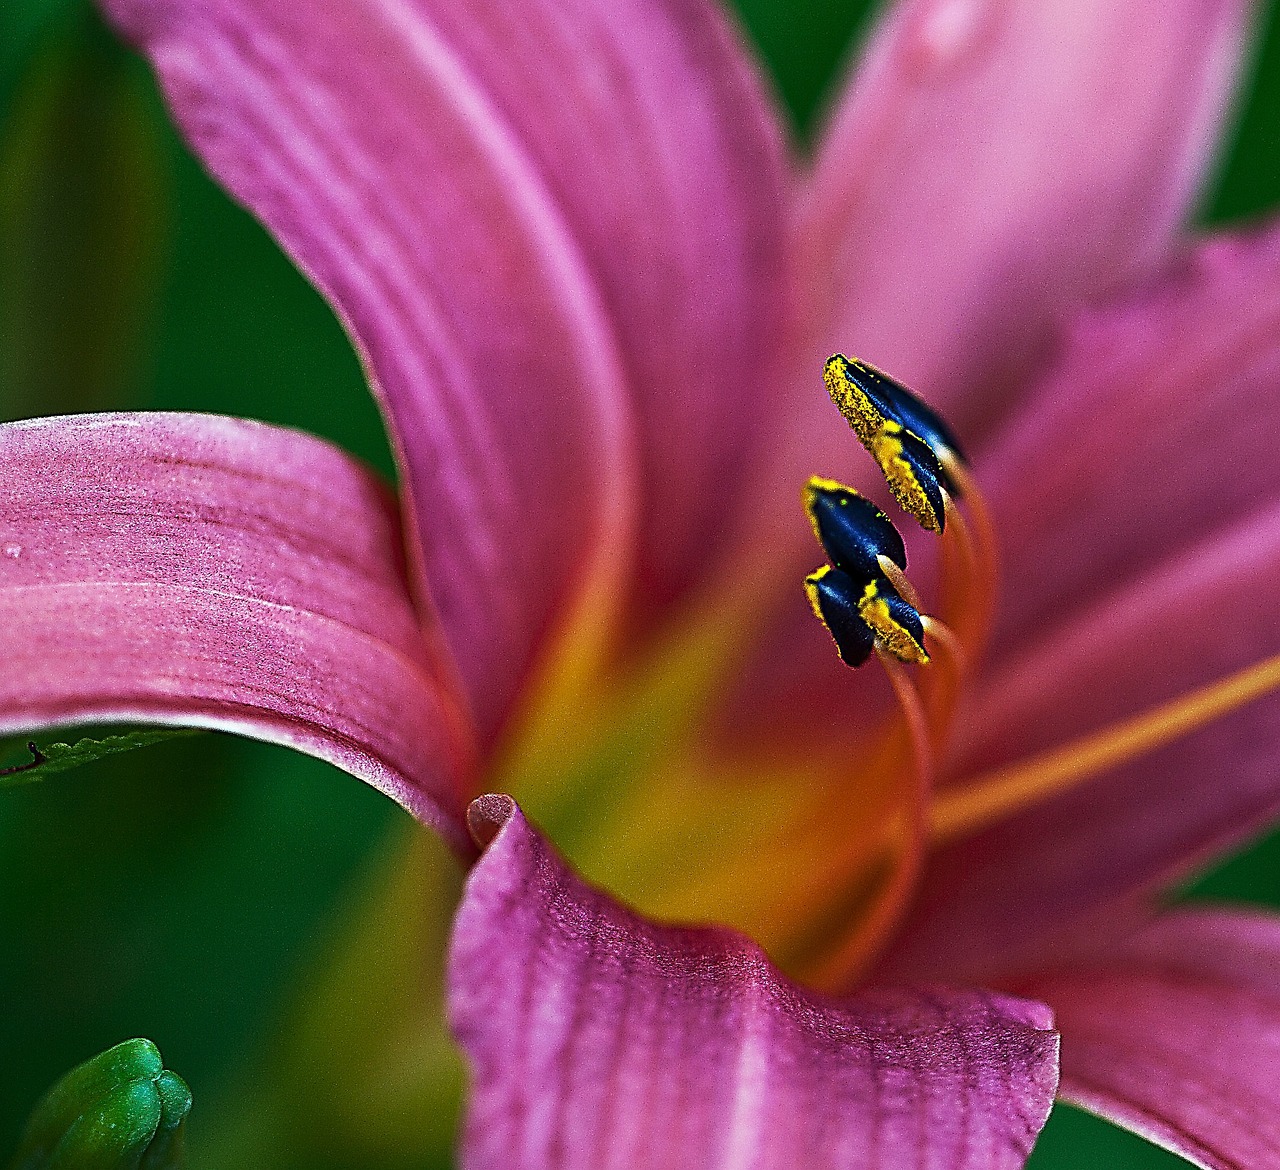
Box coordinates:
[4,0,1280,1163]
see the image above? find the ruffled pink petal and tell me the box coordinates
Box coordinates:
[0,413,471,852]
[99,0,790,742]
[1024,907,1280,1169]
[800,0,1253,440]
[448,795,1059,1170]
[873,226,1280,983]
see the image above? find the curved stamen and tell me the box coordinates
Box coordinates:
[878,553,921,611]
[807,647,934,986]
[920,615,967,748]
[939,451,1000,654]
[939,492,993,655]
[932,650,1280,843]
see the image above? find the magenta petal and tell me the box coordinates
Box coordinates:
[872,226,1280,984]
[415,0,791,629]
[448,795,1059,1170]
[100,0,790,740]
[800,0,1252,438]
[978,221,1280,679]
[0,413,470,851]
[876,499,1280,984]
[1025,907,1280,1169]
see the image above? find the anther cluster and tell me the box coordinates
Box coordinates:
[805,355,972,668]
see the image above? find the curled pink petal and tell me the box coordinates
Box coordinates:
[448,795,1059,1170]
[1025,907,1280,1169]
[0,413,471,852]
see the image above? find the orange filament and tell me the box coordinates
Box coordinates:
[940,449,1000,606]
[809,647,934,986]
[939,494,990,654]
[920,615,966,748]
[936,452,999,659]
[878,553,921,610]
[932,650,1280,843]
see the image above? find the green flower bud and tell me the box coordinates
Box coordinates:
[9,1040,190,1170]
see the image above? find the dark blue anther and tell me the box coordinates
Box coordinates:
[804,566,876,668]
[841,356,966,462]
[890,426,949,533]
[804,479,907,581]
[860,576,928,664]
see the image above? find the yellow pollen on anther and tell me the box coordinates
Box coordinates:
[801,476,845,545]
[871,421,942,533]
[824,355,886,445]
[858,579,929,665]
[931,650,1280,843]
[803,564,832,621]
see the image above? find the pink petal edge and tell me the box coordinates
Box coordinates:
[448,795,1059,1170]
[1025,906,1280,1169]
[0,413,472,853]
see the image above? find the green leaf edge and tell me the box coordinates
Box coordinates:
[0,729,202,788]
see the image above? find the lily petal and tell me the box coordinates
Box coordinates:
[448,794,1059,1170]
[100,0,790,743]
[873,226,1280,982]
[800,0,1253,437]
[417,0,791,629]
[1024,906,1280,1169]
[0,413,471,851]
[975,221,1280,688]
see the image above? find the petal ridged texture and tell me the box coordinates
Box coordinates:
[1025,908,1280,1170]
[420,0,790,629]
[101,0,790,743]
[448,798,1059,1170]
[0,413,470,850]
[877,225,1280,982]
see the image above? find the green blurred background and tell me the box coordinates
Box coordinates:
[1,0,1279,1165]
